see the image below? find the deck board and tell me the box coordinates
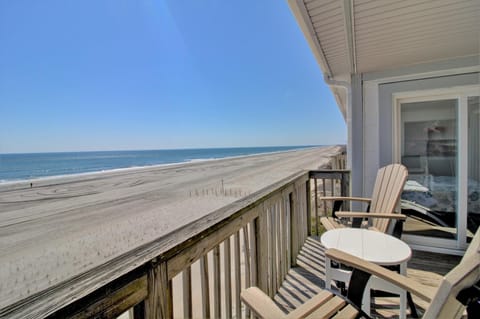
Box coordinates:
[273,236,461,318]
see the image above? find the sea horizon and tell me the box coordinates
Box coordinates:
[0,145,323,183]
[0,145,321,156]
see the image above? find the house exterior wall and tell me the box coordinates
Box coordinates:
[357,56,480,197]
[378,73,479,167]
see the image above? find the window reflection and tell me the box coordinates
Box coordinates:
[400,99,458,239]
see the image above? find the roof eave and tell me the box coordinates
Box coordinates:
[288,0,333,77]
[288,0,348,119]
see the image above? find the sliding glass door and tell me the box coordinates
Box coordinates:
[468,96,480,242]
[397,87,480,251]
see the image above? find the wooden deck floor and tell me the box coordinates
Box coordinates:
[273,236,462,318]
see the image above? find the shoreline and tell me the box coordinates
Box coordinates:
[0,146,342,311]
[0,145,323,191]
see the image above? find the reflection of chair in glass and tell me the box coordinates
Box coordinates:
[320,164,409,237]
[241,228,480,319]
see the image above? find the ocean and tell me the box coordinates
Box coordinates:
[0,146,315,182]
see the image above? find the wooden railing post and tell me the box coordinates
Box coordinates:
[341,171,350,211]
[279,194,285,280]
[199,256,210,319]
[314,177,319,234]
[284,192,291,272]
[133,301,146,319]
[306,178,312,236]
[269,202,277,295]
[309,170,351,229]
[290,191,299,267]
[212,246,221,319]
[248,220,257,288]
[233,232,241,319]
[255,206,269,296]
[145,260,172,319]
[301,180,307,241]
[223,238,232,319]
[182,266,192,319]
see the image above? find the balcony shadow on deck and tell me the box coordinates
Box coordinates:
[272,236,461,318]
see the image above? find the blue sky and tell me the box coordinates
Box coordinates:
[0,0,345,153]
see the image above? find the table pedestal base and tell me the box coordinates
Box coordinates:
[325,257,408,319]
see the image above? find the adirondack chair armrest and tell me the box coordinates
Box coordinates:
[242,287,348,319]
[320,196,372,203]
[326,248,435,303]
[240,287,286,319]
[335,211,407,220]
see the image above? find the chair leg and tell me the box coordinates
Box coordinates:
[407,292,419,318]
[337,281,347,296]
[332,200,343,219]
[372,264,418,318]
[330,260,348,296]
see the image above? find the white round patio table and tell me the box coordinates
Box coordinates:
[321,228,412,319]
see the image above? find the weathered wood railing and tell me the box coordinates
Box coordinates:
[2,168,350,319]
[309,170,350,235]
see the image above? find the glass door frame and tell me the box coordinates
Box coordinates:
[393,85,480,253]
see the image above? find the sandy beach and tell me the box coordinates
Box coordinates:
[0,146,341,312]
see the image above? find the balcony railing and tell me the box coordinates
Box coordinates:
[1,155,349,319]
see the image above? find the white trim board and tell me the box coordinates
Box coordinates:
[362,57,480,84]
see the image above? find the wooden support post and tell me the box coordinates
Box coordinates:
[306,178,312,236]
[233,232,241,319]
[133,302,145,319]
[299,183,305,244]
[242,225,251,288]
[330,178,334,201]
[248,221,257,288]
[285,195,291,272]
[224,238,232,319]
[243,224,252,319]
[303,182,308,243]
[322,178,327,216]
[200,255,210,319]
[213,246,221,319]
[290,192,298,267]
[280,196,285,280]
[270,204,277,295]
[279,198,286,283]
[275,201,282,291]
[182,266,192,319]
[297,183,305,257]
[341,172,350,210]
[314,177,318,234]
[145,261,172,319]
[255,206,269,295]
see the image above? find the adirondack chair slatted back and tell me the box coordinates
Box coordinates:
[424,228,480,319]
[369,164,408,233]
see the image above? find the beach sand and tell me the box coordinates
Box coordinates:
[0,146,342,312]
